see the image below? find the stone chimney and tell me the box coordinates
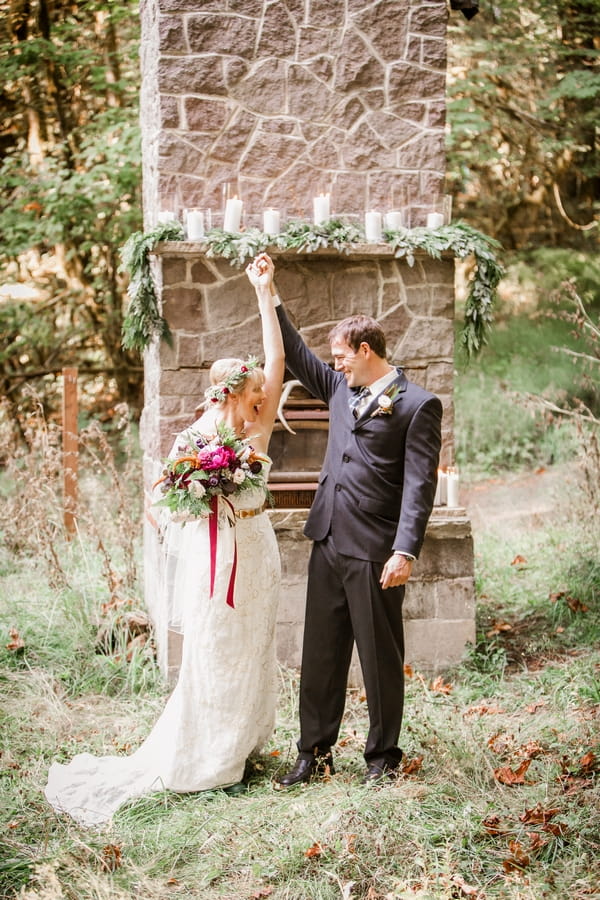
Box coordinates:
[139,0,475,680]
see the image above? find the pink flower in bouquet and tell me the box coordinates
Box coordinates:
[199,445,237,470]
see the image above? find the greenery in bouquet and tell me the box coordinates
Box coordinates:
[154,424,266,520]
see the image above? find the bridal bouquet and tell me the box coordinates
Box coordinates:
[154,424,265,519]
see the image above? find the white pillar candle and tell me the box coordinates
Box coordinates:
[223,196,243,232]
[365,210,383,243]
[313,193,330,225]
[434,469,447,506]
[263,208,281,234]
[185,209,205,240]
[385,210,404,230]
[426,212,444,229]
[446,467,459,507]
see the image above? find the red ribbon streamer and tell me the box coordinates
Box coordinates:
[208,494,237,608]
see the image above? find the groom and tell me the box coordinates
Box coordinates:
[255,254,442,785]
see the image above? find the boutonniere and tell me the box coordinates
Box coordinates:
[370,384,400,417]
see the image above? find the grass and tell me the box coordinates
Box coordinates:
[1,455,599,899]
[454,260,599,480]
[1,289,599,899]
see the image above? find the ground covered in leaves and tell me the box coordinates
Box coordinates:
[1,462,598,900]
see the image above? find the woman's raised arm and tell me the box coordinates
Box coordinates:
[245,253,285,451]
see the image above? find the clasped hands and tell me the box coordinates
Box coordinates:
[246,252,275,293]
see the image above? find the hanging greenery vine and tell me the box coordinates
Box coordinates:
[120,220,184,353]
[120,219,503,357]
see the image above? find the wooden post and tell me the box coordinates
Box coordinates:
[62,367,78,536]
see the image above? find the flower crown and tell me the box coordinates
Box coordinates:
[205,357,261,405]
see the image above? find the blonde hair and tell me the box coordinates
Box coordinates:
[205,357,264,405]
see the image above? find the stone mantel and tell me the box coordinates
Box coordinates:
[152,241,455,262]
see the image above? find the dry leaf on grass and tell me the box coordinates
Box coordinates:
[511,554,528,566]
[450,872,481,896]
[482,814,510,836]
[526,700,547,713]
[463,703,505,717]
[6,628,24,651]
[519,803,560,825]
[515,739,546,758]
[486,621,513,637]
[101,844,122,872]
[502,839,530,872]
[494,758,532,785]
[402,756,424,776]
[304,842,326,858]
[430,676,453,694]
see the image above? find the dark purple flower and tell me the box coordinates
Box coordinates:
[249,460,262,475]
[208,475,220,488]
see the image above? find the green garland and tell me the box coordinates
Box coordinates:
[120,218,503,357]
[120,220,184,353]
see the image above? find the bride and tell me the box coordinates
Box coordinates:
[44,255,284,826]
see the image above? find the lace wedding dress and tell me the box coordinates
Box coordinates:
[44,460,280,827]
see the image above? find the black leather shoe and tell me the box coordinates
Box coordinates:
[276,753,335,787]
[362,762,399,784]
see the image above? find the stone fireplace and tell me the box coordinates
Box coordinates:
[139,0,476,680]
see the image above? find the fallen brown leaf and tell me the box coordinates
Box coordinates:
[451,873,480,896]
[343,833,357,856]
[463,703,505,717]
[527,832,549,852]
[404,663,414,678]
[304,842,326,859]
[558,774,594,794]
[578,751,597,774]
[543,821,568,837]
[511,554,528,566]
[6,628,24,652]
[519,804,560,825]
[482,814,509,836]
[566,595,589,613]
[502,839,530,872]
[526,700,547,714]
[516,740,546,759]
[101,844,122,872]
[494,758,532,785]
[251,888,274,899]
[401,756,423,776]
[486,621,513,637]
[488,732,515,754]
[430,676,453,694]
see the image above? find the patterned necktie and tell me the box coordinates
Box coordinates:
[349,386,370,418]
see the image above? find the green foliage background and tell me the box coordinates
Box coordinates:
[0,0,598,435]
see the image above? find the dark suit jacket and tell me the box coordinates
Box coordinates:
[277,305,443,562]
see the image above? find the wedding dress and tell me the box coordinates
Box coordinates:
[44,457,280,827]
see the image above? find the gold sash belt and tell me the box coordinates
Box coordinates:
[235,503,266,519]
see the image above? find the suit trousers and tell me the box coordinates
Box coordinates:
[297,534,405,766]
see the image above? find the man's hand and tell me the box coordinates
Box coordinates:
[380,554,413,589]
